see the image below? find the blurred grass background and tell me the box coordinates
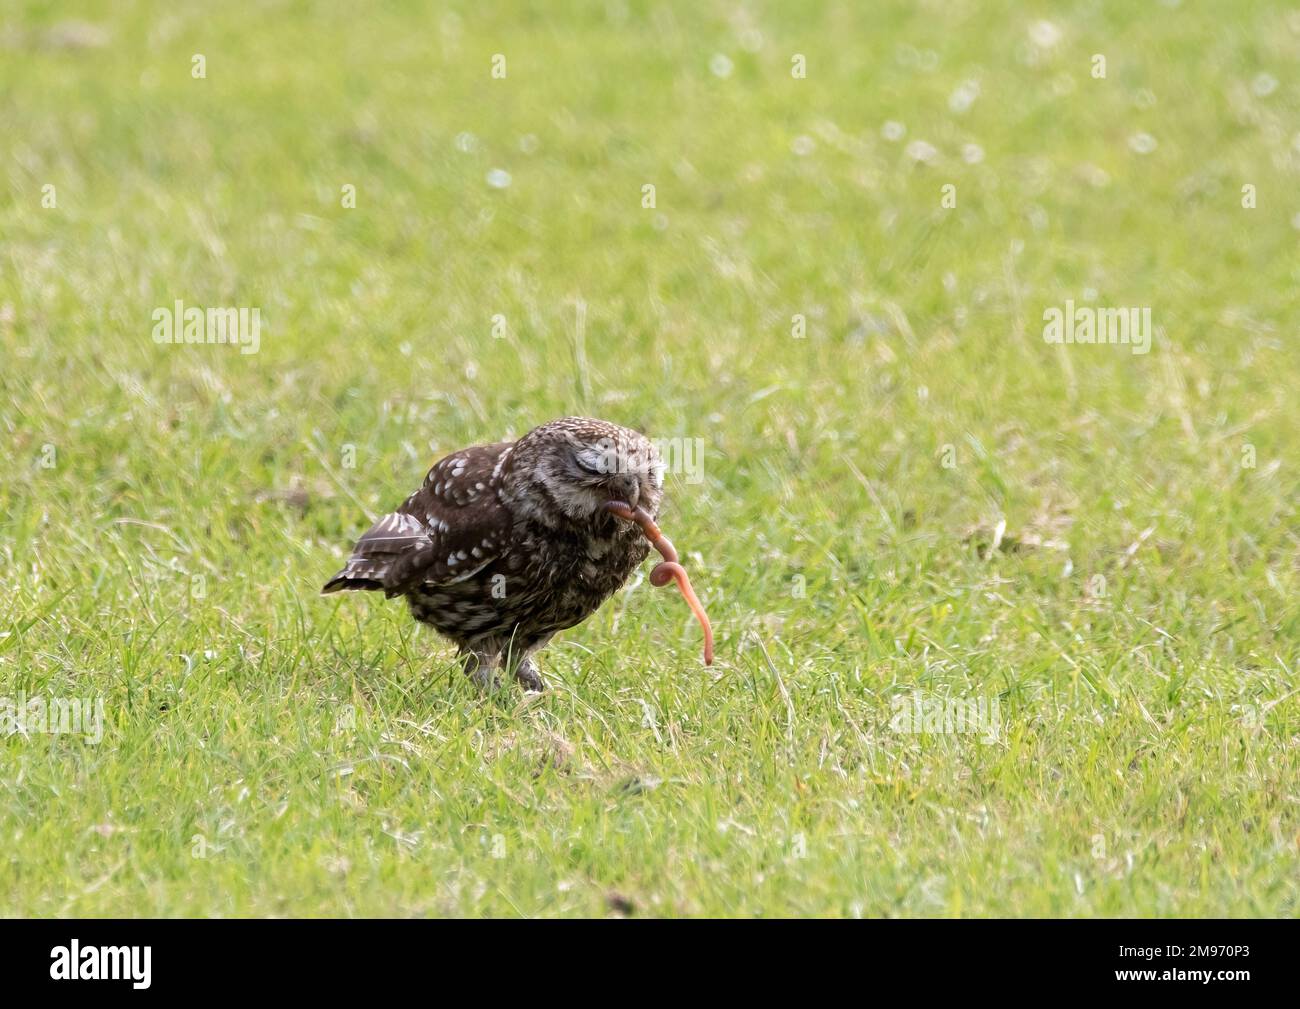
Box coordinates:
[1,0,1298,916]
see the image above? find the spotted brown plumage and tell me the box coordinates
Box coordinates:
[322,417,665,690]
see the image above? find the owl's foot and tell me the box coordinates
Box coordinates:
[460,649,500,690]
[513,657,545,693]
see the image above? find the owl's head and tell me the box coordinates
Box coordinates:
[507,417,665,525]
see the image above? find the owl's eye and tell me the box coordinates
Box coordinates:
[573,454,604,475]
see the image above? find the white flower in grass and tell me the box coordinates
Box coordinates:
[1128,132,1157,154]
[905,139,939,164]
[1251,73,1278,97]
[1029,20,1062,49]
[792,135,815,156]
[486,168,512,189]
[961,143,985,164]
[949,79,981,114]
[882,120,906,141]
[454,131,478,153]
[709,53,734,78]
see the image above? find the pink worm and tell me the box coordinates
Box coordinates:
[604,501,714,666]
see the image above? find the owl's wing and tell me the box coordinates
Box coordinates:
[321,442,514,598]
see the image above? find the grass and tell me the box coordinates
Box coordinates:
[1,0,1298,917]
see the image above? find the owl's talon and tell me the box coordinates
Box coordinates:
[513,659,546,692]
[460,649,500,690]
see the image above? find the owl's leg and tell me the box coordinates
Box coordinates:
[458,646,500,690]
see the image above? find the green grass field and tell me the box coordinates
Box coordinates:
[2,0,1298,917]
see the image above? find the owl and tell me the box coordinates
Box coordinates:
[322,417,665,690]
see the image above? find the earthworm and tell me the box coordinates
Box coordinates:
[605,500,714,665]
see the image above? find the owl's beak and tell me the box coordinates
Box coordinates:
[604,473,640,507]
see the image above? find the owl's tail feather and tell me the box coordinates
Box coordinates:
[321,563,388,594]
[322,511,433,597]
